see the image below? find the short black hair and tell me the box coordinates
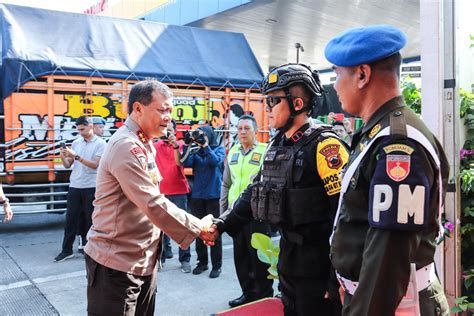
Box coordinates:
[76,115,92,126]
[289,83,313,108]
[369,52,402,78]
[128,80,173,114]
[238,114,258,130]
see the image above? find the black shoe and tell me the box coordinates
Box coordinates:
[192,264,208,275]
[209,267,221,278]
[54,252,74,262]
[228,294,251,307]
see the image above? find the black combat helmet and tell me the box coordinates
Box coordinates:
[261,63,325,137]
[261,63,324,97]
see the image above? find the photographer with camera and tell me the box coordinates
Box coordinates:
[154,120,193,273]
[182,125,225,278]
[54,115,106,262]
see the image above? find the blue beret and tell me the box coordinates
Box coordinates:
[92,117,106,125]
[325,24,407,67]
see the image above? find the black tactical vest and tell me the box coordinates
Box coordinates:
[251,125,336,226]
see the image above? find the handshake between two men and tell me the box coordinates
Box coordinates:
[197,214,220,246]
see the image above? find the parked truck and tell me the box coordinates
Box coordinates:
[0,4,273,215]
[0,4,344,216]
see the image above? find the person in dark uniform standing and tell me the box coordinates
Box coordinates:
[210,63,348,315]
[325,25,450,315]
[220,114,273,307]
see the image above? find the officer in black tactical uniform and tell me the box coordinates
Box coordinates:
[325,25,450,315]
[210,63,349,315]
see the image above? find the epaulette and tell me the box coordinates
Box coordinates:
[389,108,407,137]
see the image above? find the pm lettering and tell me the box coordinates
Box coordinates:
[398,185,425,225]
[372,184,425,225]
[372,185,393,222]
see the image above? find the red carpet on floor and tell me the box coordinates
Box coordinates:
[214,297,284,316]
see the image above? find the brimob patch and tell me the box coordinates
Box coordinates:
[319,143,342,169]
[369,124,381,138]
[386,154,410,182]
[383,144,414,155]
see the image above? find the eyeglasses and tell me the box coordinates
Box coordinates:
[265,96,285,109]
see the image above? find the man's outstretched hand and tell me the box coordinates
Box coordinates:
[198,215,219,246]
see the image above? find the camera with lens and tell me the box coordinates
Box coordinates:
[191,129,206,145]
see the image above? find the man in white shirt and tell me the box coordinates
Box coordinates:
[54,115,106,262]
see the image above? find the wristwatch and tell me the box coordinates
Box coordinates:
[74,155,81,161]
[0,198,9,205]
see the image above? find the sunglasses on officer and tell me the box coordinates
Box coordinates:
[265,95,286,109]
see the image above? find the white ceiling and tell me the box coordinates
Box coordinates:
[188,0,420,71]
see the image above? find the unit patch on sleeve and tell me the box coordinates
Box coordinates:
[316,138,349,196]
[319,143,342,169]
[368,140,430,231]
[130,145,147,169]
[386,155,410,182]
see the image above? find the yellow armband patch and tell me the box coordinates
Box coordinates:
[316,138,349,195]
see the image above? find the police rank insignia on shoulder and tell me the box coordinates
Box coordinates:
[368,124,381,138]
[319,143,342,169]
[250,152,262,165]
[137,130,148,143]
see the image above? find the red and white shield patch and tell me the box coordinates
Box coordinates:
[386,154,410,182]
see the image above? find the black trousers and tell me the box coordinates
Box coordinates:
[62,187,95,253]
[233,221,274,299]
[280,272,341,316]
[85,255,156,316]
[191,198,222,269]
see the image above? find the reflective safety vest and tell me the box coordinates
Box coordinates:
[227,142,267,207]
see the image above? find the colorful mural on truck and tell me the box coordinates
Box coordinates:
[3,92,266,172]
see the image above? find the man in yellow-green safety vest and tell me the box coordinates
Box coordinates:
[219,114,274,308]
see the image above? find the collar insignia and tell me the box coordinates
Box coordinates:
[368,124,381,139]
[137,130,148,143]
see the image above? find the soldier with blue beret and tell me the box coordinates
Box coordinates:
[326,25,450,315]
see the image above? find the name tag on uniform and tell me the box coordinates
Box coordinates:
[265,150,277,161]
